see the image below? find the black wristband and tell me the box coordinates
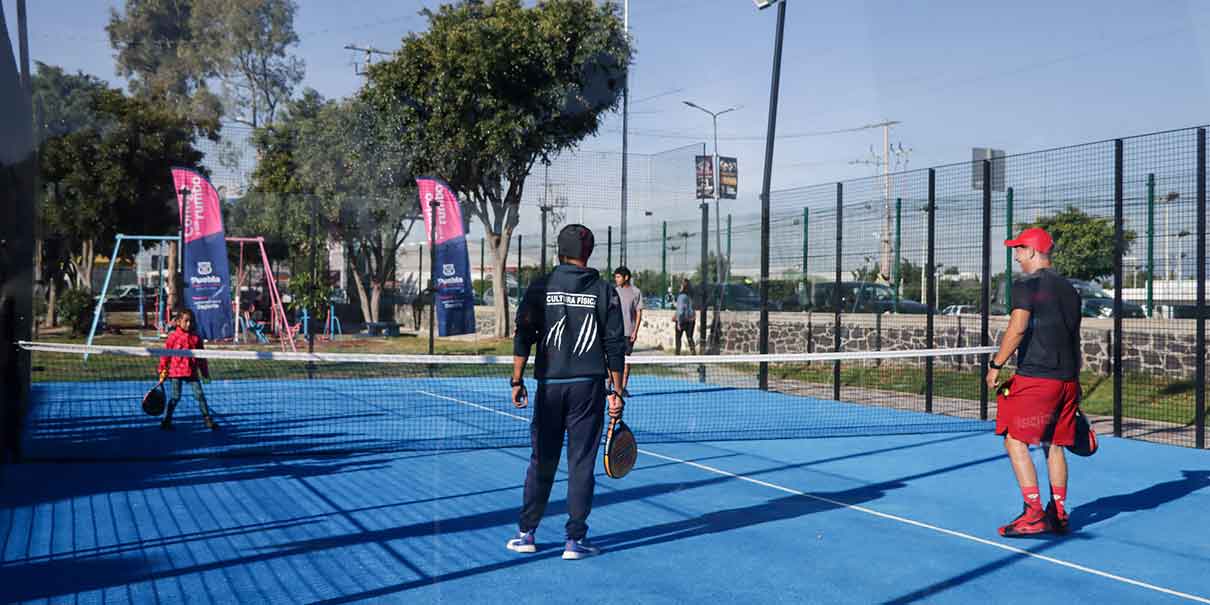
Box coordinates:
[511,379,524,387]
[989,359,1004,370]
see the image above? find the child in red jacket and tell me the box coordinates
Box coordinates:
[157,309,218,431]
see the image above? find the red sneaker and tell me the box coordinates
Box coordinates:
[1045,500,1069,534]
[999,504,1048,537]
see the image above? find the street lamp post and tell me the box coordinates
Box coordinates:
[755,0,786,389]
[683,100,737,351]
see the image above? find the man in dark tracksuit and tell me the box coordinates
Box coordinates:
[507,224,626,560]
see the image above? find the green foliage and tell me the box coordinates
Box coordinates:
[286,270,332,318]
[106,0,303,128]
[34,63,206,266]
[59,288,95,336]
[242,90,419,323]
[362,0,631,335]
[1026,206,1136,281]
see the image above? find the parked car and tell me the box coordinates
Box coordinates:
[811,282,928,314]
[96,284,157,311]
[940,305,977,316]
[1068,279,1145,318]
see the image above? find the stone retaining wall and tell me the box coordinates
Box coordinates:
[442,307,1194,378]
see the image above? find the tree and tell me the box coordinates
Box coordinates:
[34,64,205,321]
[107,0,304,128]
[244,91,419,324]
[364,0,632,337]
[1027,206,1136,282]
[190,0,304,127]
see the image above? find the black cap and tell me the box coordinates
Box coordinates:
[557,224,595,260]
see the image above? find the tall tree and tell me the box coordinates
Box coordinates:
[364,0,631,337]
[107,0,304,129]
[244,91,418,324]
[34,65,205,310]
[1027,206,1136,282]
[191,0,304,127]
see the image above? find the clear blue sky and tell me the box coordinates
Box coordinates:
[9,1,1210,187]
[7,0,1210,276]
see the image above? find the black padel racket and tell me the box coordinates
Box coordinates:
[604,417,637,479]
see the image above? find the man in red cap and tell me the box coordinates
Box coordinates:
[986,227,1082,537]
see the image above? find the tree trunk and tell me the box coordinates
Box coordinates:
[166,241,179,312]
[350,263,373,325]
[488,233,512,338]
[44,277,57,328]
[369,283,382,324]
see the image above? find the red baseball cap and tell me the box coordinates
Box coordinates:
[1004,227,1054,254]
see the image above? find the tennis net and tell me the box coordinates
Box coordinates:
[18,341,999,460]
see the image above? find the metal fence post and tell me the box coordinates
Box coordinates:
[833,182,843,401]
[1005,187,1014,308]
[700,203,709,349]
[1113,139,1124,437]
[926,169,936,413]
[1197,129,1206,449]
[1146,174,1155,317]
[981,160,992,420]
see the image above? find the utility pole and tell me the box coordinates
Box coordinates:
[619,0,630,266]
[848,120,906,281]
[344,44,391,77]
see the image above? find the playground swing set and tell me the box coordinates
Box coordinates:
[85,233,302,352]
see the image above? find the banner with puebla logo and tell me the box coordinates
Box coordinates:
[172,167,234,340]
[417,176,476,336]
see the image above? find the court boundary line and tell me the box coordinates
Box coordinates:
[418,389,1210,604]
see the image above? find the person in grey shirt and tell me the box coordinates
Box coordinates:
[612,267,642,397]
[674,279,696,355]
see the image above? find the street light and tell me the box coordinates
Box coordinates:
[755,0,786,389]
[683,100,738,335]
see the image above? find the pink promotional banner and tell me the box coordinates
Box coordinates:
[171,167,234,339]
[417,177,476,336]
[418,177,465,246]
[173,167,225,243]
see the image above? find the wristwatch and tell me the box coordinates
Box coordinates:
[510,379,524,387]
[988,359,1004,370]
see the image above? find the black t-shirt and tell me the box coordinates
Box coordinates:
[1010,268,1082,380]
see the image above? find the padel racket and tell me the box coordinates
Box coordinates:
[1067,408,1098,457]
[142,382,167,416]
[603,417,637,479]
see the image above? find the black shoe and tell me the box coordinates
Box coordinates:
[1045,500,1069,534]
[204,417,220,431]
[160,419,174,431]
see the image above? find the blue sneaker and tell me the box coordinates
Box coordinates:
[506,530,536,554]
[562,537,600,560]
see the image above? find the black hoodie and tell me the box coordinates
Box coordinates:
[513,264,626,380]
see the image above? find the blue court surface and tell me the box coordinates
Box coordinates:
[3,369,1210,603]
[3,431,1209,603]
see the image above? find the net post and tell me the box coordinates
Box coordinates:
[429,199,439,356]
[833,183,843,401]
[926,170,936,413]
[1113,139,1124,437]
[1197,129,1206,449]
[980,160,992,420]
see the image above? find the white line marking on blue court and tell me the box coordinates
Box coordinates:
[417,390,1210,604]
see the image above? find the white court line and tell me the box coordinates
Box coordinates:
[417,390,1210,604]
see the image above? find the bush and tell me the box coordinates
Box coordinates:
[59,288,95,336]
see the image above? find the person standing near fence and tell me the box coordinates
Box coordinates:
[985,227,1082,537]
[507,224,626,559]
[612,266,643,396]
[675,279,697,355]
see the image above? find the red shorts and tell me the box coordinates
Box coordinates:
[994,375,1080,446]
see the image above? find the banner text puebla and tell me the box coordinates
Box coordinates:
[172,167,234,340]
[417,177,476,336]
